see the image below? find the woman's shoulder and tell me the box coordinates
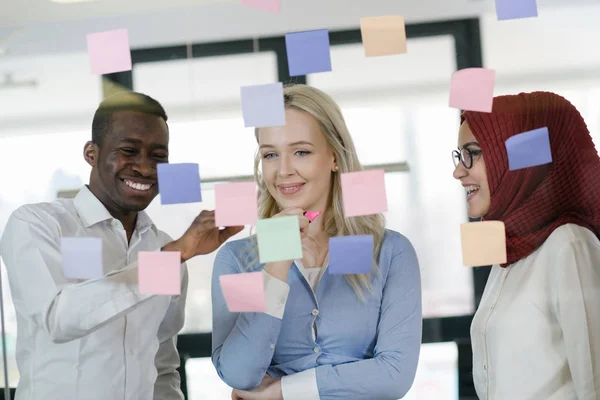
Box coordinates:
[543,223,599,251]
[380,229,417,258]
[215,235,259,269]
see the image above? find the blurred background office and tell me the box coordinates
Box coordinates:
[1,0,600,398]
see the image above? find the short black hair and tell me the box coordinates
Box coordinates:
[91,91,168,147]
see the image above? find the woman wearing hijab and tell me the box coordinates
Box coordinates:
[452,91,600,400]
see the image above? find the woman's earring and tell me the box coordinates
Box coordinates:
[333,165,339,172]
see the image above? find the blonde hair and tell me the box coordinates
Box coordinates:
[251,84,386,300]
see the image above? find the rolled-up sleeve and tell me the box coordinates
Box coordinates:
[211,244,286,390]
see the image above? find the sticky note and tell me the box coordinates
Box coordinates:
[460,221,507,267]
[505,127,552,171]
[360,16,407,57]
[449,68,496,113]
[341,169,388,217]
[256,216,303,263]
[495,0,538,21]
[157,163,202,205]
[241,0,280,13]
[219,272,267,312]
[285,30,332,77]
[304,211,322,223]
[240,83,286,128]
[86,29,132,75]
[328,235,373,275]
[60,237,103,280]
[138,251,181,295]
[215,182,258,226]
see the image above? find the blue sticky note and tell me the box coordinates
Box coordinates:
[495,0,538,21]
[241,83,286,128]
[505,127,552,171]
[60,237,103,280]
[285,29,332,77]
[157,163,202,205]
[328,235,373,275]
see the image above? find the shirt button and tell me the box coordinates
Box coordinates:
[270,344,275,349]
[313,347,320,353]
[312,309,319,316]
[484,364,487,371]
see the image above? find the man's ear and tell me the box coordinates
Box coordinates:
[83,141,99,167]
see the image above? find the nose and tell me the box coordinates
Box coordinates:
[277,154,295,177]
[453,162,467,180]
[131,153,156,178]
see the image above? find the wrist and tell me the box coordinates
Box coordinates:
[162,240,188,263]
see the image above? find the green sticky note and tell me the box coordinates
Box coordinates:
[256,216,303,263]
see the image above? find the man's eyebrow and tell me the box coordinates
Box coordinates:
[118,138,168,151]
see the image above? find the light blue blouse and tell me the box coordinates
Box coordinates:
[211,229,422,400]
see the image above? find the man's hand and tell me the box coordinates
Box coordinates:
[231,375,282,400]
[163,210,244,262]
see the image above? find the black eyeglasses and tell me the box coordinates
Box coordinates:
[452,146,483,169]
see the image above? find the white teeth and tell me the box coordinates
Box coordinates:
[465,185,480,196]
[124,180,152,191]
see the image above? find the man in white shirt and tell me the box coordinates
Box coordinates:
[0,92,243,400]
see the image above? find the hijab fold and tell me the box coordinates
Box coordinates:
[462,92,600,266]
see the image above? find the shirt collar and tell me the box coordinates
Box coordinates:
[73,185,157,234]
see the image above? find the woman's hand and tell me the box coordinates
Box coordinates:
[301,213,327,268]
[231,375,282,400]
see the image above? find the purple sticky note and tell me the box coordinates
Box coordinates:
[241,0,281,13]
[219,272,267,312]
[138,251,181,295]
[241,83,286,128]
[157,163,202,205]
[505,127,552,171]
[328,235,374,275]
[60,237,103,280]
[86,29,133,75]
[495,0,538,21]
[285,30,332,77]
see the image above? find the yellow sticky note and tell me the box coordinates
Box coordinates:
[360,16,407,57]
[460,221,507,267]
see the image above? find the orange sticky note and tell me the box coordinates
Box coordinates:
[86,28,132,75]
[138,251,181,295]
[219,272,267,313]
[341,169,388,217]
[449,68,496,113]
[215,182,258,227]
[360,16,407,57]
[460,221,507,267]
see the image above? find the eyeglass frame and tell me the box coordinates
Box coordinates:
[452,144,483,169]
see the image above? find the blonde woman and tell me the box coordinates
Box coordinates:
[211,84,422,400]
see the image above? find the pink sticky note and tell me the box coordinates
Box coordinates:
[341,170,388,217]
[138,251,181,295]
[215,182,258,227]
[449,68,496,113]
[86,29,133,75]
[219,272,267,312]
[304,211,322,222]
[241,0,281,13]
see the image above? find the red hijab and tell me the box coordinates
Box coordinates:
[462,91,600,266]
